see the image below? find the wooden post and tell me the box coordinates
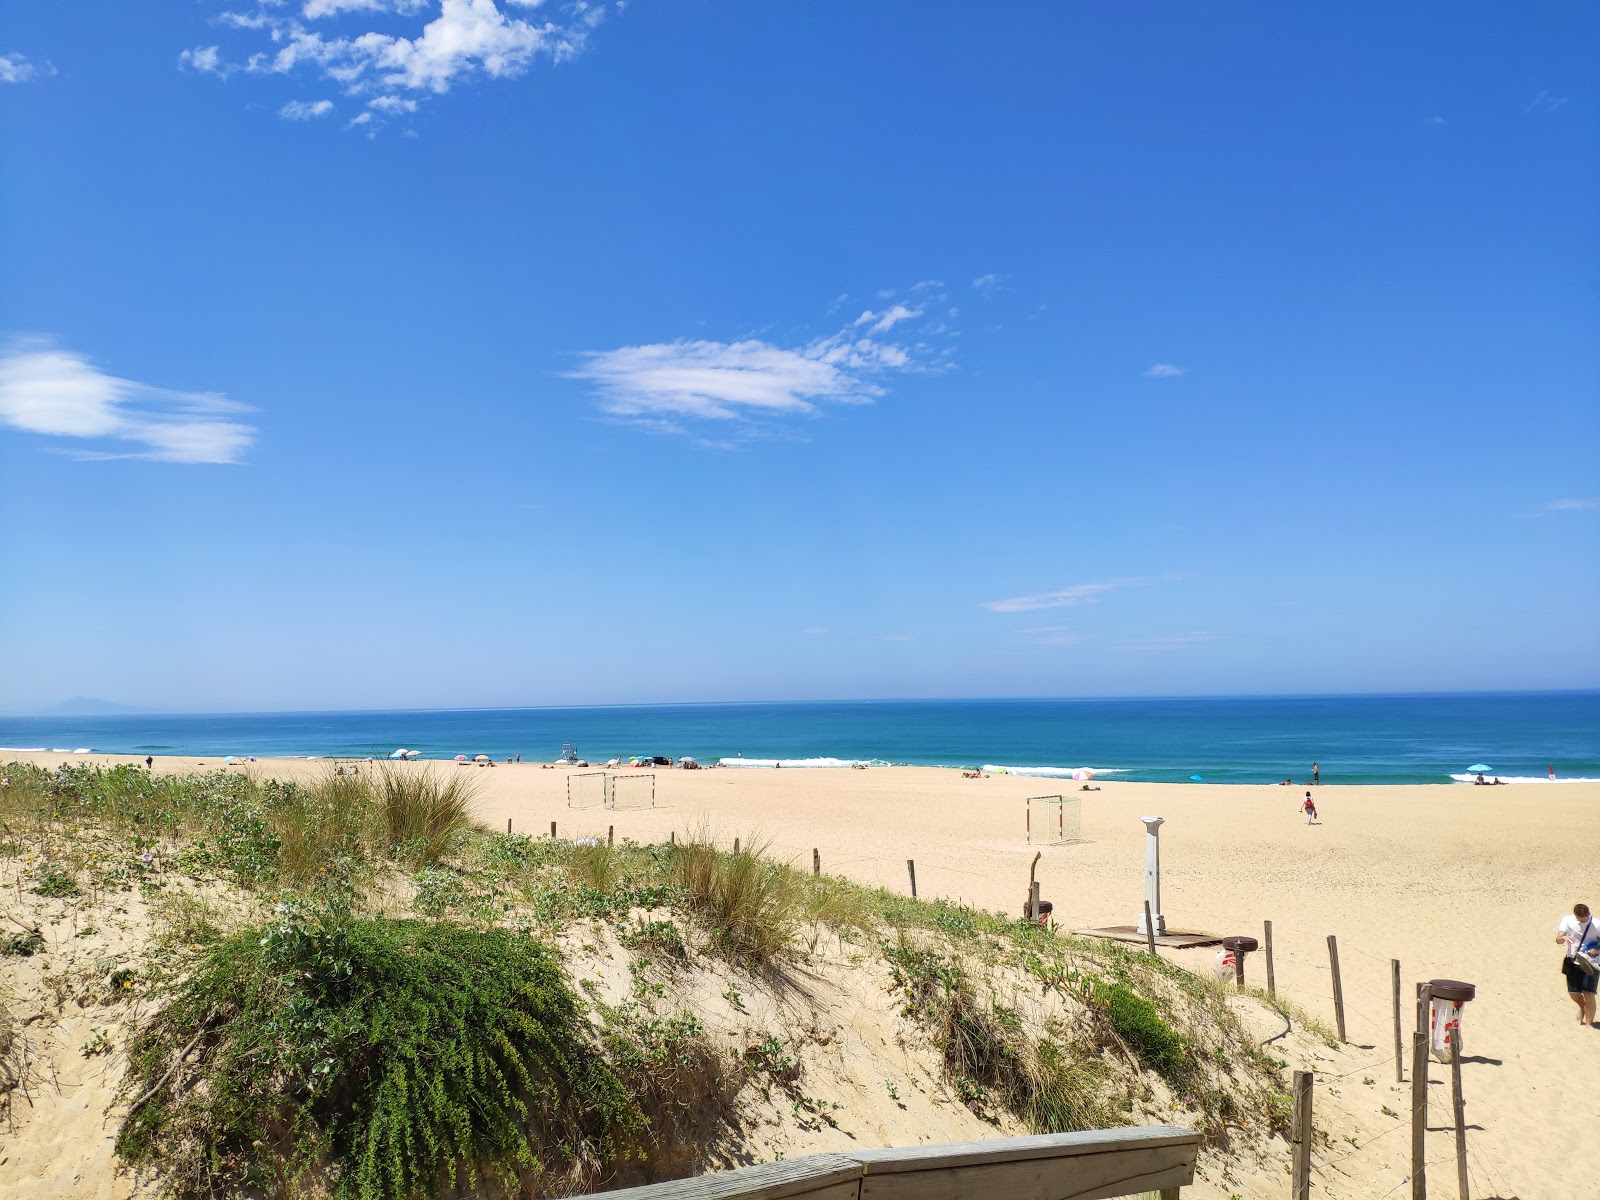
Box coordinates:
[1327,934,1348,1043]
[1264,919,1275,997]
[906,859,917,898]
[607,825,614,846]
[506,818,511,834]
[669,830,675,845]
[1290,1069,1313,1200]
[812,848,820,876]
[1233,948,1245,987]
[1143,901,1157,955]
[733,837,740,855]
[1029,880,1041,922]
[1450,1034,1469,1200]
[1393,959,1405,1083]
[550,820,557,839]
[1413,981,1432,1199]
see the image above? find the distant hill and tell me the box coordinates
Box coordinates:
[39,697,141,716]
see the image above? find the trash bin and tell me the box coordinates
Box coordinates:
[1421,979,1476,1063]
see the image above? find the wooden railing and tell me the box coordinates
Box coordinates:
[575,1125,1201,1200]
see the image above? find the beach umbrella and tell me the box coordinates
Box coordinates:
[390,748,408,759]
[1072,769,1093,781]
[1467,763,1491,774]
[223,756,237,764]
[474,754,491,763]
[1189,774,1203,782]
[454,754,467,762]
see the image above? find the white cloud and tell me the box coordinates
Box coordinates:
[279,98,334,119]
[190,0,604,125]
[0,53,54,84]
[1144,363,1185,378]
[1117,632,1218,651]
[571,292,949,436]
[983,578,1151,615]
[1544,498,1600,512]
[0,339,256,464]
[1524,89,1568,114]
[1423,115,1447,127]
[1012,625,1078,647]
[178,46,230,77]
[971,273,1007,296]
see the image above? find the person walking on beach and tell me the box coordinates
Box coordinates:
[145,755,153,771]
[1556,902,1598,1026]
[1312,761,1319,786]
[1302,792,1318,825]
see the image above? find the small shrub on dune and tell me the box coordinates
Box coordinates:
[267,773,373,886]
[117,899,638,1200]
[375,766,476,867]
[668,835,801,965]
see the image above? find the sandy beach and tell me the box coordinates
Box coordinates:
[5,751,1596,1196]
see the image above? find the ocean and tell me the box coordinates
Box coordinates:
[2,693,1597,785]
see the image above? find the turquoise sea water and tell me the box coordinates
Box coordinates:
[2,693,1597,785]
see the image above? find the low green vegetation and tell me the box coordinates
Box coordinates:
[1,761,1290,1198]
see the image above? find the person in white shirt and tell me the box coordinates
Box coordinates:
[1555,902,1598,1026]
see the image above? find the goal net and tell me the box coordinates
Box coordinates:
[608,772,656,810]
[567,771,608,809]
[1027,794,1082,845]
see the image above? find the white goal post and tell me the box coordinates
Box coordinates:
[1027,794,1082,845]
[567,771,608,808]
[607,772,656,810]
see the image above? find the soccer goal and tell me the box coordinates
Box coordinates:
[567,771,609,809]
[1027,794,1082,845]
[608,772,656,810]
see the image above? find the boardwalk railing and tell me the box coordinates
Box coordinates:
[574,1126,1201,1200]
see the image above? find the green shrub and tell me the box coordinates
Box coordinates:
[668,835,800,964]
[117,901,638,1199]
[375,767,475,867]
[1090,979,1193,1084]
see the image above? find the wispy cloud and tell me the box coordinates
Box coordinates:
[971,273,1008,297]
[179,0,609,128]
[882,633,911,642]
[1116,631,1218,652]
[1524,89,1568,114]
[570,290,953,438]
[983,578,1154,614]
[1144,363,1185,378]
[0,53,55,84]
[1011,625,1078,647]
[1542,498,1600,512]
[1423,115,1447,127]
[279,98,335,119]
[0,339,256,464]
[801,627,828,635]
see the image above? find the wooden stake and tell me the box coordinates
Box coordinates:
[906,859,917,898]
[1327,934,1348,1043]
[732,837,740,855]
[1413,982,1431,1200]
[1029,880,1041,923]
[550,820,557,839]
[1290,1069,1313,1200]
[1143,901,1157,955]
[607,825,614,846]
[506,818,511,834]
[1393,958,1405,1083]
[669,830,675,845]
[1450,1032,1470,1200]
[812,848,820,876]
[1264,919,1276,997]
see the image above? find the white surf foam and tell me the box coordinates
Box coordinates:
[980,765,1128,779]
[1448,773,1599,784]
[717,757,866,769]
[49,747,93,754]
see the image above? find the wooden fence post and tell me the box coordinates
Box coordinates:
[1143,901,1157,955]
[1393,959,1405,1083]
[669,830,675,845]
[607,825,614,846]
[906,859,917,898]
[1450,1034,1470,1200]
[1263,919,1276,997]
[1413,982,1432,1199]
[1291,1069,1313,1200]
[550,820,557,839]
[1029,881,1041,922]
[733,837,740,855]
[507,818,511,834]
[813,848,820,876]
[1327,934,1348,1043]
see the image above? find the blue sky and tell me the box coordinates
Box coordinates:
[1,2,1596,713]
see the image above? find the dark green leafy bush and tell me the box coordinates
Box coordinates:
[117,901,638,1199]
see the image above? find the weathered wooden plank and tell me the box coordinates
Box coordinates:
[856,1146,1194,1200]
[586,1154,862,1200]
[849,1126,1199,1173]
